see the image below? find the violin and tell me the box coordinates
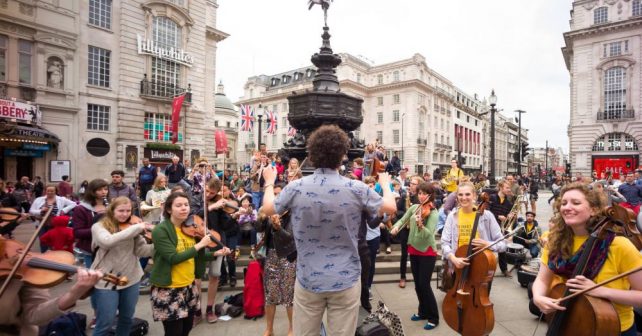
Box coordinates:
[606,203,642,250]
[543,213,625,335]
[442,192,496,336]
[392,195,432,232]
[181,215,225,249]
[0,238,127,289]
[212,194,240,215]
[118,215,153,242]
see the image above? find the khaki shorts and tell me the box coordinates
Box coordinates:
[208,256,223,277]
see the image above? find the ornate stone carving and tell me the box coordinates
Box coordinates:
[583,0,598,10]
[604,0,618,5]
[19,3,34,16]
[47,57,64,89]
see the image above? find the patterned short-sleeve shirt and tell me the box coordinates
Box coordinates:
[274,168,383,293]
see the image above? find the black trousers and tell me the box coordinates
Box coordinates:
[380,227,391,247]
[161,312,194,336]
[399,228,409,279]
[359,243,372,312]
[498,252,508,272]
[410,254,439,325]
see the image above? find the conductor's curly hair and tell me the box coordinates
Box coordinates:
[307,124,349,169]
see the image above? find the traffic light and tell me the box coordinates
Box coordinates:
[521,142,530,160]
[513,152,520,162]
[566,162,571,175]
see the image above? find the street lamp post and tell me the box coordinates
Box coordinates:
[401,112,405,168]
[488,90,498,187]
[257,105,264,151]
[515,109,526,176]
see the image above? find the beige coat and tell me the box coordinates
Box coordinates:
[0,279,66,336]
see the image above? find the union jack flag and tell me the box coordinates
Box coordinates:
[239,104,255,132]
[288,126,297,137]
[265,110,278,134]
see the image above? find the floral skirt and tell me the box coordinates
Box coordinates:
[150,282,200,322]
[264,249,296,307]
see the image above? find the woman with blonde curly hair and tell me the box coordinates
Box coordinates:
[532,183,642,335]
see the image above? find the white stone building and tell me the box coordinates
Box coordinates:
[213,82,239,171]
[236,53,490,175]
[563,0,642,179]
[1,0,228,185]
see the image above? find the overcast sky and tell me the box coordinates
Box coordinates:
[216,0,573,151]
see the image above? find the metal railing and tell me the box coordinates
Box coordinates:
[434,143,452,151]
[596,109,634,121]
[140,74,191,102]
[416,138,427,145]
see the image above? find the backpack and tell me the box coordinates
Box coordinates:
[224,292,244,307]
[39,312,87,336]
[242,260,265,319]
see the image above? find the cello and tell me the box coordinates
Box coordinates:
[543,214,624,335]
[442,193,496,336]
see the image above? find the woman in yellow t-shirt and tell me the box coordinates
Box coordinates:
[150,192,214,336]
[532,183,642,335]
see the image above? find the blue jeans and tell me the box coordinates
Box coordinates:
[251,191,264,210]
[83,254,97,311]
[92,282,141,336]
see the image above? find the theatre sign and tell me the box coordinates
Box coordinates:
[0,99,42,126]
[137,34,194,67]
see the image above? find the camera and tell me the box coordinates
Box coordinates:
[198,164,205,168]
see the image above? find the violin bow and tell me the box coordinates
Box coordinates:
[0,206,54,298]
[466,225,525,260]
[554,265,642,304]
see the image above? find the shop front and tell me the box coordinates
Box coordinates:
[592,155,639,179]
[0,99,60,181]
[143,147,184,170]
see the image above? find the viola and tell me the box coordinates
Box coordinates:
[442,192,496,336]
[181,215,225,249]
[0,208,22,230]
[0,238,127,289]
[118,215,152,242]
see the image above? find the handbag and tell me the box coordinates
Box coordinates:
[362,301,405,336]
[438,260,454,292]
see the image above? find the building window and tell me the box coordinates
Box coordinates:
[393,110,400,122]
[226,121,231,128]
[456,111,460,118]
[393,94,400,104]
[87,104,109,131]
[282,116,287,127]
[18,40,32,85]
[376,131,383,143]
[88,46,111,87]
[393,130,400,144]
[89,0,112,30]
[356,73,361,83]
[377,112,383,124]
[0,35,6,82]
[282,103,288,112]
[377,74,383,85]
[272,104,278,113]
[625,134,638,150]
[607,133,621,151]
[151,17,182,95]
[272,134,277,146]
[604,67,626,119]
[393,71,400,82]
[609,42,622,57]
[214,120,219,127]
[634,0,642,16]
[144,112,183,142]
[377,97,383,106]
[166,0,185,7]
[594,7,608,24]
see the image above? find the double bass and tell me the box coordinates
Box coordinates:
[442,193,496,336]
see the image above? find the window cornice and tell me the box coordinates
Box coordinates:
[142,1,194,27]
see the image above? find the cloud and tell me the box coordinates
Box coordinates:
[216,0,572,151]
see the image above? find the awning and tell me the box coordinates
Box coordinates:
[0,123,61,144]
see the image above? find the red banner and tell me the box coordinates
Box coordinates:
[171,94,186,144]
[215,129,228,154]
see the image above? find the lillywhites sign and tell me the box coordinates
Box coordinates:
[137,34,194,67]
[0,99,42,126]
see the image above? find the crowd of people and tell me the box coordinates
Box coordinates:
[1,128,641,335]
